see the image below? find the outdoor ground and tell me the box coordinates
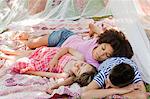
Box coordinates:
[146,84,150,98]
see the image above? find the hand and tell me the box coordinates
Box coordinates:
[114,84,140,95]
[46,84,59,94]
[48,58,58,71]
[20,67,33,73]
[51,84,60,89]
[46,88,54,94]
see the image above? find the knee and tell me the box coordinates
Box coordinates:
[26,37,48,49]
[26,40,35,49]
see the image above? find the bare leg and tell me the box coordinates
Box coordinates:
[0,51,17,61]
[26,34,49,49]
[0,49,33,56]
[0,50,34,61]
[0,49,21,55]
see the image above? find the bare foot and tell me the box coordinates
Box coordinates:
[0,52,15,60]
[14,32,29,40]
[46,88,54,94]
[0,47,17,55]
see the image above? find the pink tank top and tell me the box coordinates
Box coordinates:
[62,35,100,69]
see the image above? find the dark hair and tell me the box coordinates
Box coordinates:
[97,29,133,59]
[74,67,97,87]
[109,63,135,87]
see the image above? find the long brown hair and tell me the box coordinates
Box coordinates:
[74,66,97,87]
[97,29,133,59]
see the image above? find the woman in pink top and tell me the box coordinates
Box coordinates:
[48,29,133,70]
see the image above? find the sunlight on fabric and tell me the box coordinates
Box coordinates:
[134,0,150,41]
[136,0,150,16]
[13,18,45,26]
[134,0,145,16]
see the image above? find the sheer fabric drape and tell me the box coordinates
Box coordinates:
[107,0,150,84]
[0,0,110,32]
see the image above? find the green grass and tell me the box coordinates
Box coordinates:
[146,84,150,99]
[146,84,150,92]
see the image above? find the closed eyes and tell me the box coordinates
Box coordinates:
[102,47,105,50]
[102,45,106,51]
[77,63,86,75]
[106,53,111,58]
[102,45,111,58]
[77,69,81,75]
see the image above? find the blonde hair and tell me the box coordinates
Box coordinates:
[74,66,97,87]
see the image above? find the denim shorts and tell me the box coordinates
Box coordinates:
[48,28,74,47]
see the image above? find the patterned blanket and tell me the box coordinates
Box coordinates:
[0,18,114,98]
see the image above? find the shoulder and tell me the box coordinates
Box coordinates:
[98,57,142,83]
[94,70,106,88]
[98,57,139,71]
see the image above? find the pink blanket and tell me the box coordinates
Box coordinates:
[0,18,115,98]
[0,62,80,98]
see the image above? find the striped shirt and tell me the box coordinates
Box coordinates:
[94,57,142,88]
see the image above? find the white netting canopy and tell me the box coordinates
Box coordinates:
[107,0,150,84]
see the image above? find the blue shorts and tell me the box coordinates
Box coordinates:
[48,29,74,47]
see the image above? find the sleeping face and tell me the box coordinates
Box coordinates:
[70,60,94,77]
[92,43,114,62]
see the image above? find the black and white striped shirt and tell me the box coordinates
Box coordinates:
[94,57,142,88]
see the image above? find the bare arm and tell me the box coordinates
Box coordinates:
[53,47,84,61]
[122,81,147,99]
[0,49,33,56]
[48,47,84,70]
[51,76,75,89]
[46,76,75,94]
[81,81,118,98]
[81,81,147,99]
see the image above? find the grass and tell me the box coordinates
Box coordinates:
[146,84,150,92]
[146,84,150,99]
